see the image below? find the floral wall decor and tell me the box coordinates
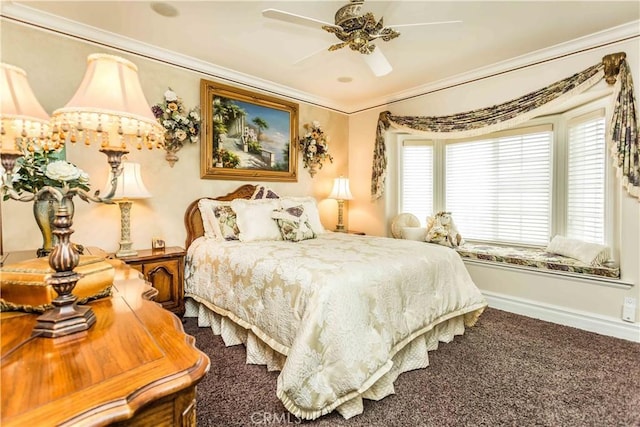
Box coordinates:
[152,88,201,167]
[299,121,333,177]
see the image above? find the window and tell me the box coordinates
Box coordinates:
[446,126,552,246]
[400,141,433,225]
[398,103,609,248]
[566,112,606,244]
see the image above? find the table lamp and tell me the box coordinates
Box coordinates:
[328,176,353,232]
[1,54,163,338]
[105,162,151,257]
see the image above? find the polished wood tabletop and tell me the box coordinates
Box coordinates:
[1,251,210,426]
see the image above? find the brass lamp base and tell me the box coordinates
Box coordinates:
[31,271,96,338]
[32,302,96,338]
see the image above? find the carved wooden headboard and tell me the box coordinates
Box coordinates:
[183,184,257,248]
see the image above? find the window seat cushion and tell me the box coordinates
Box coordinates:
[455,242,620,279]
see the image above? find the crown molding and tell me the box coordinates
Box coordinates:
[2,2,638,115]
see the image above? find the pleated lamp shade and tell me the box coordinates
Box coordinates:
[105,162,151,200]
[328,176,353,201]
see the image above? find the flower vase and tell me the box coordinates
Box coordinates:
[33,193,74,258]
[164,136,180,167]
[307,160,319,177]
[165,148,179,167]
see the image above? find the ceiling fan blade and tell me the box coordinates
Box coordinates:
[261,8,337,30]
[389,20,462,29]
[363,47,392,77]
[292,46,330,66]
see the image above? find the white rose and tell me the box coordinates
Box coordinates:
[78,170,90,184]
[175,129,187,141]
[45,160,81,182]
[312,120,321,128]
[164,89,178,102]
[189,111,200,121]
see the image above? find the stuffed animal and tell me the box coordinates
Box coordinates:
[425,211,464,248]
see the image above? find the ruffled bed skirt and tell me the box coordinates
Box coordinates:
[185,296,484,420]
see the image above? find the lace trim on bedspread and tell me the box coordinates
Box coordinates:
[185,297,485,420]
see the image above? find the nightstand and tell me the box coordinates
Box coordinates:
[117,246,185,316]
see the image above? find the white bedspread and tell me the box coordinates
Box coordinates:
[185,233,487,419]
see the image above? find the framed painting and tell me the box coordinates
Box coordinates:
[200,79,298,181]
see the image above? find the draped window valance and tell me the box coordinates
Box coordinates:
[371,52,639,202]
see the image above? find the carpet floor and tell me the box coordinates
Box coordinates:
[183,308,640,426]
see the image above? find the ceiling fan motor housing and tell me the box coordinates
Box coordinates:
[329,0,400,54]
[334,0,366,30]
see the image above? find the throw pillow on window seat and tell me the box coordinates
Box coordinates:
[546,235,611,266]
[401,227,427,241]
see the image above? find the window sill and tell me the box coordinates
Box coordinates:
[455,242,627,286]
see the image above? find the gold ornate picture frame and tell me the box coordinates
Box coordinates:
[200,79,298,181]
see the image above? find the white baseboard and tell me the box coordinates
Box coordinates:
[482,290,640,343]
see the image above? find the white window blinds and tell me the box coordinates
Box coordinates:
[567,112,606,244]
[401,142,433,225]
[445,126,552,246]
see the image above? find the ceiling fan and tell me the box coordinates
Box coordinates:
[262,0,461,77]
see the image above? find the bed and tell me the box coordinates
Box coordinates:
[183,185,487,420]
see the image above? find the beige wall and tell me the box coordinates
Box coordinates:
[1,22,348,253]
[2,21,638,331]
[347,38,640,324]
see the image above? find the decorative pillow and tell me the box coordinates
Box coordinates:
[272,205,316,242]
[198,199,239,240]
[212,205,239,241]
[251,185,280,200]
[280,196,325,235]
[546,235,610,266]
[198,199,222,239]
[402,226,426,241]
[231,198,283,242]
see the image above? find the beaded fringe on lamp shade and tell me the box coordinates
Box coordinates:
[51,54,164,152]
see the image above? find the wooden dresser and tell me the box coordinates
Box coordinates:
[0,250,210,426]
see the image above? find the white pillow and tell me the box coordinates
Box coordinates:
[198,199,226,239]
[231,198,283,242]
[546,235,610,266]
[280,196,325,235]
[402,226,426,241]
